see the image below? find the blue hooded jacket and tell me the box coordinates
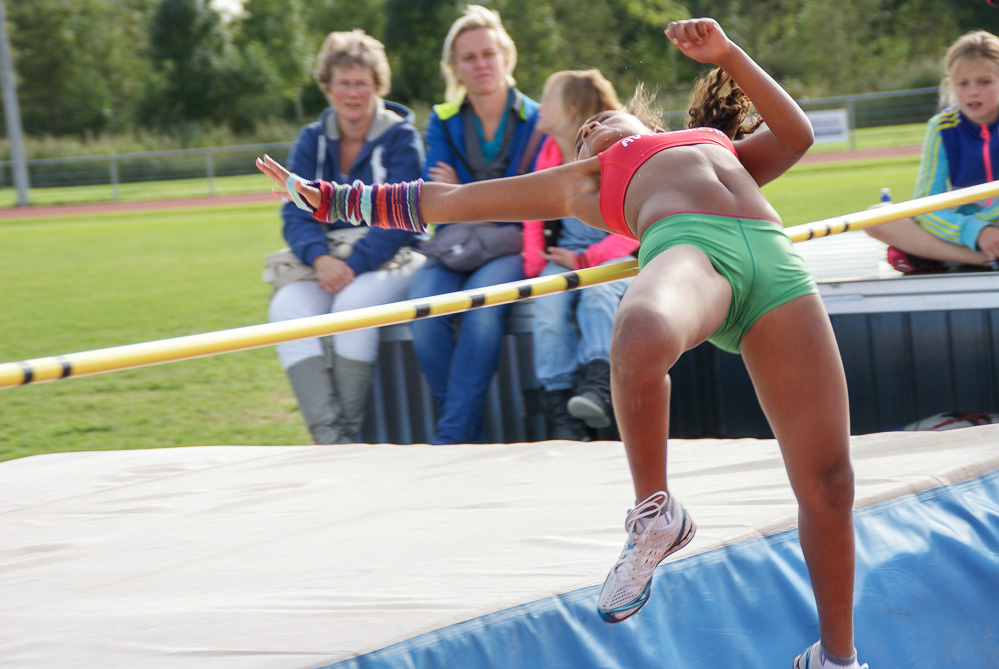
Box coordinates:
[282,100,425,274]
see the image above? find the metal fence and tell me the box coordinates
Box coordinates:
[0,141,293,196]
[0,87,940,201]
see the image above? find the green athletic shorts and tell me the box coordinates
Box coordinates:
[637,212,817,354]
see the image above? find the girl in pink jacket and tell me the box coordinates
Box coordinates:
[524,70,640,440]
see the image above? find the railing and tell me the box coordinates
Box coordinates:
[0,142,292,198]
[0,87,940,204]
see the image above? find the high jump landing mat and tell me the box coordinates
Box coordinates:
[1,425,997,668]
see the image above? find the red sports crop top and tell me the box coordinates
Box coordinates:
[598,128,738,239]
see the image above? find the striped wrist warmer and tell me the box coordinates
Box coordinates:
[311,179,427,234]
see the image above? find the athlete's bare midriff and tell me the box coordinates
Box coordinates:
[624,144,780,239]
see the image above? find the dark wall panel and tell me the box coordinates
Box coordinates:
[360,304,999,444]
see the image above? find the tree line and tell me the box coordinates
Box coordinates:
[3,0,998,140]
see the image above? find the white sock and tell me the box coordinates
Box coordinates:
[649,495,678,531]
[819,644,859,668]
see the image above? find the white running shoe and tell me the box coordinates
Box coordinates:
[793,641,869,669]
[597,490,695,623]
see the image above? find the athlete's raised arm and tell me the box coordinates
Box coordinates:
[665,18,813,185]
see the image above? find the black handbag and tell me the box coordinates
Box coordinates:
[419,222,522,272]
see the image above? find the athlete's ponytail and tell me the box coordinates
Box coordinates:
[686,68,763,140]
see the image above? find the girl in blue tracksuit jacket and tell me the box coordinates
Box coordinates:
[866,29,999,269]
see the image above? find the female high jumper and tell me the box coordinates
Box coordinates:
[258,18,866,669]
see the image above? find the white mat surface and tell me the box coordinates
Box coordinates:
[2,426,997,668]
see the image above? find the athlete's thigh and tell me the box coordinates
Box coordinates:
[740,293,850,484]
[617,245,732,352]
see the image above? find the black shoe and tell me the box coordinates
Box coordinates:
[545,389,588,441]
[568,359,613,429]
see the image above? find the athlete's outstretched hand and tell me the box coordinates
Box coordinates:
[256,154,322,210]
[665,18,732,66]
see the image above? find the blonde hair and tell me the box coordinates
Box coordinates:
[440,5,517,104]
[543,69,622,138]
[940,30,999,108]
[314,30,392,98]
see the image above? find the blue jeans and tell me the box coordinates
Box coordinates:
[532,258,631,392]
[408,254,525,444]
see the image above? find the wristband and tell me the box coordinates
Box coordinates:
[309,179,427,234]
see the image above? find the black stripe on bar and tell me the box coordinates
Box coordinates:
[517,285,531,299]
[18,362,33,385]
[58,357,72,379]
[564,272,581,290]
[413,304,432,319]
[469,293,486,308]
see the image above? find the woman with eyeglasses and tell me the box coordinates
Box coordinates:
[266,30,426,445]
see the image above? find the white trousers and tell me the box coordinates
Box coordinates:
[268,254,426,369]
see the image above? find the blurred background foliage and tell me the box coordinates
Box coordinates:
[2,0,999,146]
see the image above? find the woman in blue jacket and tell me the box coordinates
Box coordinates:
[408,5,542,444]
[866,30,999,272]
[267,30,425,444]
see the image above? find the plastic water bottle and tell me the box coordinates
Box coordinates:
[880,187,891,203]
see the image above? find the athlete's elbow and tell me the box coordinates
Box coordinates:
[787,126,814,158]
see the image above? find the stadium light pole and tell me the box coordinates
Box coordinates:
[0,0,29,206]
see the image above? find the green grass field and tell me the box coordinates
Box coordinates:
[0,201,314,461]
[0,173,270,208]
[0,148,923,463]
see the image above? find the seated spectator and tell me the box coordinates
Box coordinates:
[523,70,638,440]
[266,30,425,444]
[865,29,999,273]
[407,5,542,444]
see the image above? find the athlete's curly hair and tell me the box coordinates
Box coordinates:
[686,68,763,140]
[573,70,764,153]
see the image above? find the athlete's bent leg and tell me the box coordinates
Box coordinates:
[597,246,729,623]
[610,246,730,501]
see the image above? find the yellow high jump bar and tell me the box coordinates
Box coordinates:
[2,180,998,390]
[0,262,638,390]
[783,180,999,242]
